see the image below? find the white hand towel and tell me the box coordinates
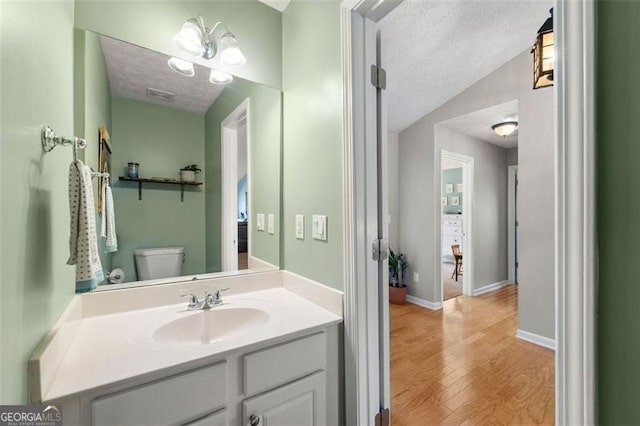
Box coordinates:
[100,182,118,253]
[67,160,104,292]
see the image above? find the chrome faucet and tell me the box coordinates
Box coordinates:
[180,289,229,310]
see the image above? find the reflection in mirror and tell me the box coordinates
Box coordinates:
[74,30,281,290]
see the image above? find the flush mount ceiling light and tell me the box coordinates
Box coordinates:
[491,121,519,137]
[174,16,247,67]
[531,8,554,89]
[167,57,195,76]
[209,69,233,85]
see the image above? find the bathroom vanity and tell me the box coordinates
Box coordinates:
[30,271,343,425]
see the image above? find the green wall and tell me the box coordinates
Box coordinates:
[0,0,76,403]
[74,0,282,89]
[110,97,206,282]
[442,168,463,214]
[282,0,344,289]
[74,29,112,274]
[597,1,640,422]
[204,79,282,272]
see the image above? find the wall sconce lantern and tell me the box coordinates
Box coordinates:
[531,8,554,89]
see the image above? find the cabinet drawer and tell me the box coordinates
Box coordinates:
[92,362,226,426]
[243,332,326,396]
[185,409,227,426]
[442,226,462,236]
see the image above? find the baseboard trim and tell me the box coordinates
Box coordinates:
[406,295,443,311]
[516,329,556,350]
[473,280,511,296]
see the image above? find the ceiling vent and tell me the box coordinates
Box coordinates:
[146,87,175,103]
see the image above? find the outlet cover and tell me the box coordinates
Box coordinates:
[413,272,419,282]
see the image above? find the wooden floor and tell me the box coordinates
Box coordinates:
[390,285,554,425]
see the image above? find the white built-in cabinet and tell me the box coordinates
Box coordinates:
[442,214,463,263]
[52,327,340,426]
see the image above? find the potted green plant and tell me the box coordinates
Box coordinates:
[180,164,202,183]
[389,249,408,305]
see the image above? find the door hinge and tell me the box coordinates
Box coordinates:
[516,262,519,268]
[372,239,389,262]
[515,220,519,227]
[370,65,387,90]
[375,408,390,426]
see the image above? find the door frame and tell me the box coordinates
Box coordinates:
[508,165,518,283]
[221,98,251,272]
[439,150,474,300]
[341,0,595,425]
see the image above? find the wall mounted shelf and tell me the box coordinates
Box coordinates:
[119,176,203,202]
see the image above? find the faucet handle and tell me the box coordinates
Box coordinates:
[180,293,199,308]
[214,288,230,298]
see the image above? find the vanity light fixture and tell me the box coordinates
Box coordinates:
[209,69,234,85]
[491,121,518,137]
[531,8,554,89]
[167,57,195,77]
[174,16,247,66]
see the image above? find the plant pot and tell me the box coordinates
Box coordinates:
[389,286,407,305]
[180,170,196,182]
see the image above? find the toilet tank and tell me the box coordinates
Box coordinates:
[134,247,185,281]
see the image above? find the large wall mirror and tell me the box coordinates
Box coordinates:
[75,30,281,290]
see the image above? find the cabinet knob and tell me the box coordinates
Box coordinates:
[249,414,260,426]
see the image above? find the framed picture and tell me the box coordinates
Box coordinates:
[98,126,112,214]
[456,183,464,193]
[451,196,460,206]
[442,197,448,206]
[445,183,454,193]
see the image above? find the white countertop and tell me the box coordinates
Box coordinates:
[42,287,342,401]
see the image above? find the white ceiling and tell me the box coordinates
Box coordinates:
[258,0,290,12]
[380,0,553,132]
[441,99,519,148]
[100,36,225,114]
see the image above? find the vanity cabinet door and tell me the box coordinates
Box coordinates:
[243,371,326,426]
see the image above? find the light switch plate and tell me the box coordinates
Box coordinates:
[312,215,327,241]
[295,215,305,240]
[268,214,275,235]
[256,213,265,231]
[413,272,419,283]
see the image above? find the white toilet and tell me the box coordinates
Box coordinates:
[134,247,185,280]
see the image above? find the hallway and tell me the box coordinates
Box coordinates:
[390,286,554,425]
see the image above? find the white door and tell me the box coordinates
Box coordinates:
[363,18,391,423]
[242,372,326,426]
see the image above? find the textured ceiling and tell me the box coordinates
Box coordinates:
[441,99,519,148]
[380,0,553,132]
[100,36,225,114]
[258,0,290,12]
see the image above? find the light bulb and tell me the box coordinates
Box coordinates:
[167,57,195,77]
[209,69,233,85]
[219,34,246,66]
[173,21,203,56]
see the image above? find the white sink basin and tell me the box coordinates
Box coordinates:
[152,307,270,345]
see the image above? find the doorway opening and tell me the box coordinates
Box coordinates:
[221,98,250,272]
[440,152,473,301]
